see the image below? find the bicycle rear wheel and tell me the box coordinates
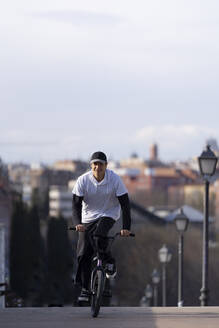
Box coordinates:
[90,269,105,317]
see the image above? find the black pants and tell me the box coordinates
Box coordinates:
[75,217,115,289]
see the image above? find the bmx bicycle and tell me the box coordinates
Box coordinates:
[69,226,135,317]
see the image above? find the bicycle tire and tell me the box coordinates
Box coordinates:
[90,269,105,317]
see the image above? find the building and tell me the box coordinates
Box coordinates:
[0,158,12,303]
[120,155,146,171]
[117,144,199,195]
[52,160,88,176]
[49,185,73,219]
[8,160,88,208]
[164,204,214,224]
[7,163,30,194]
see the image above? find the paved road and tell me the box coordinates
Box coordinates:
[0,306,219,328]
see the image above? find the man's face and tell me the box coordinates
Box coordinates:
[91,161,107,181]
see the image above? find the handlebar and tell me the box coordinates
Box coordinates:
[68,227,77,230]
[114,232,135,237]
[68,226,135,237]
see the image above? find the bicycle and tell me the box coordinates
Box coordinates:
[69,226,135,317]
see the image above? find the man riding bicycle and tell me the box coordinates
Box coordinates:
[72,151,132,302]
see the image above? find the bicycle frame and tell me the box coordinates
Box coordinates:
[68,226,135,317]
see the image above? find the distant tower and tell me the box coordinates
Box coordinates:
[149,143,158,161]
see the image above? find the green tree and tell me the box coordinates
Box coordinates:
[31,187,49,220]
[25,204,46,306]
[10,199,46,306]
[46,217,73,306]
[10,199,29,299]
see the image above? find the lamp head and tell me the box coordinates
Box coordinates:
[198,145,218,178]
[174,208,189,233]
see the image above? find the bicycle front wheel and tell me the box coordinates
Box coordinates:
[90,269,105,317]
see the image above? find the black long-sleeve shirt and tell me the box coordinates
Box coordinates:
[72,193,131,230]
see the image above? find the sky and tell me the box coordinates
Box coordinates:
[1,0,219,164]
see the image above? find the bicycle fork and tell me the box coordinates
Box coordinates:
[90,259,105,294]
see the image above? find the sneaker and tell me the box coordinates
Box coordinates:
[105,263,117,279]
[78,288,90,302]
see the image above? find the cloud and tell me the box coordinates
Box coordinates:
[0,129,84,163]
[31,10,123,26]
[135,125,218,141]
[0,130,81,148]
[134,124,218,160]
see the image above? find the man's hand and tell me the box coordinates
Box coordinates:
[120,229,131,237]
[75,224,85,232]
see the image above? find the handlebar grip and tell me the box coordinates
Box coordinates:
[116,232,135,237]
[68,227,76,231]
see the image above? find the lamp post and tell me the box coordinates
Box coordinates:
[158,245,172,306]
[198,145,218,306]
[139,294,147,307]
[145,284,153,306]
[174,208,189,307]
[151,269,160,306]
[140,284,153,307]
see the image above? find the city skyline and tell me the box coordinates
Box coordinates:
[2,1,219,163]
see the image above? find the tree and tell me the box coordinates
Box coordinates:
[10,199,29,299]
[10,198,46,306]
[46,217,74,306]
[25,204,46,306]
[111,223,206,306]
[31,187,49,220]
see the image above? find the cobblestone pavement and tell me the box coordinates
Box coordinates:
[0,306,219,328]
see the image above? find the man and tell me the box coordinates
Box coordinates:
[72,151,132,302]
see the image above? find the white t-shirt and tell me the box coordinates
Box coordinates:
[72,169,128,223]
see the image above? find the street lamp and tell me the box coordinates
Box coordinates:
[198,145,218,306]
[158,245,172,306]
[140,284,153,307]
[151,269,160,306]
[139,295,147,307]
[145,284,153,306]
[174,208,189,307]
